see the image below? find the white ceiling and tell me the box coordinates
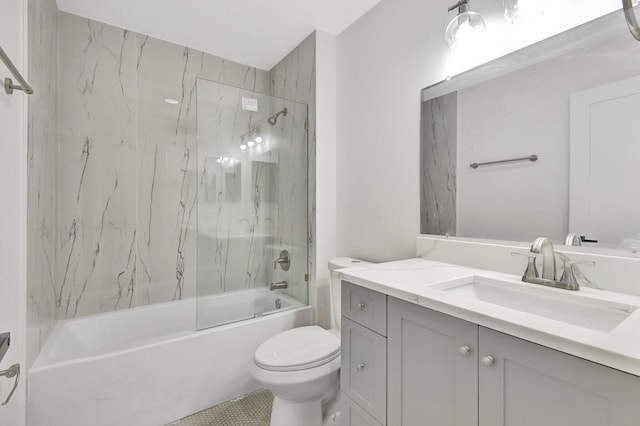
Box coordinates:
[56,0,381,70]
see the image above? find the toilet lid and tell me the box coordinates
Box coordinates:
[255,326,341,372]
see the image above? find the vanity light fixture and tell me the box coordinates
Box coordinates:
[623,0,640,41]
[445,0,485,52]
[503,0,543,24]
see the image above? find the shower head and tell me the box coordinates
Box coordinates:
[267,108,288,126]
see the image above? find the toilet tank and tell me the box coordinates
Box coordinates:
[328,258,372,330]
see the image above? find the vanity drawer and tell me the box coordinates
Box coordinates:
[342,281,387,336]
[342,393,384,426]
[341,317,387,424]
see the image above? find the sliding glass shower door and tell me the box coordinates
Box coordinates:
[195,79,308,330]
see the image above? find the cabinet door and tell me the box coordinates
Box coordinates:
[342,317,387,424]
[342,393,384,426]
[479,327,640,426]
[387,297,478,426]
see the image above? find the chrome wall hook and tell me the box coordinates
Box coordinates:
[0,363,20,406]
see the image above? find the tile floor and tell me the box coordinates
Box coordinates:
[167,389,273,426]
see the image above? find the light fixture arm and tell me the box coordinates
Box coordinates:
[623,0,640,41]
[448,0,469,13]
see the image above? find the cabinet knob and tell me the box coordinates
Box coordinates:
[482,356,495,367]
[458,345,472,356]
[356,362,366,371]
[356,302,366,310]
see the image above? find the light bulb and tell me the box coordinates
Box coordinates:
[503,0,543,23]
[240,144,247,151]
[255,136,263,144]
[247,141,255,148]
[445,1,485,53]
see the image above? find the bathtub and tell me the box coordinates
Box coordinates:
[28,289,312,426]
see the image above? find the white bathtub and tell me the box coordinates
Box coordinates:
[28,289,312,426]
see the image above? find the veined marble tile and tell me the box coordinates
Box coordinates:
[269,34,315,304]
[27,0,59,367]
[136,35,202,305]
[420,92,457,236]
[27,102,57,367]
[136,141,197,305]
[269,33,316,105]
[58,12,137,140]
[51,13,315,321]
[56,135,136,318]
[28,0,58,117]
[200,51,270,95]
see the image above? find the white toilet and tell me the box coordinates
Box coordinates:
[251,257,370,426]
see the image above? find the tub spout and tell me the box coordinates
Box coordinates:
[270,281,288,291]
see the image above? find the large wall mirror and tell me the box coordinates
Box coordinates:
[420,10,640,255]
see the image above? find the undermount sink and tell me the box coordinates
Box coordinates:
[431,276,638,333]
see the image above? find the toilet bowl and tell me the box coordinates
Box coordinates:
[251,257,370,426]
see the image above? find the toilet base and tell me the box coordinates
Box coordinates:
[271,396,322,426]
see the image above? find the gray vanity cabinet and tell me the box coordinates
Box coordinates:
[341,282,387,426]
[387,297,479,426]
[344,283,640,426]
[479,327,640,426]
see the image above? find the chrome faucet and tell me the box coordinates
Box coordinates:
[530,237,556,280]
[517,237,596,291]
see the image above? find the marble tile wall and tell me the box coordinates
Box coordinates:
[55,12,275,319]
[53,12,315,320]
[420,92,457,236]
[27,0,59,366]
[269,33,316,304]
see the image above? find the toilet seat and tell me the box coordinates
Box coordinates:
[255,326,340,372]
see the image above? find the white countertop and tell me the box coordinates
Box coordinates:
[339,258,640,377]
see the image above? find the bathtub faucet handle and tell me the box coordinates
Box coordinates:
[273,250,290,271]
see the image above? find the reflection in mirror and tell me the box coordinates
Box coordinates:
[203,157,219,202]
[253,161,279,204]
[420,10,640,253]
[224,163,242,203]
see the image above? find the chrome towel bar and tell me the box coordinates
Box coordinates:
[470,154,538,169]
[0,45,33,95]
